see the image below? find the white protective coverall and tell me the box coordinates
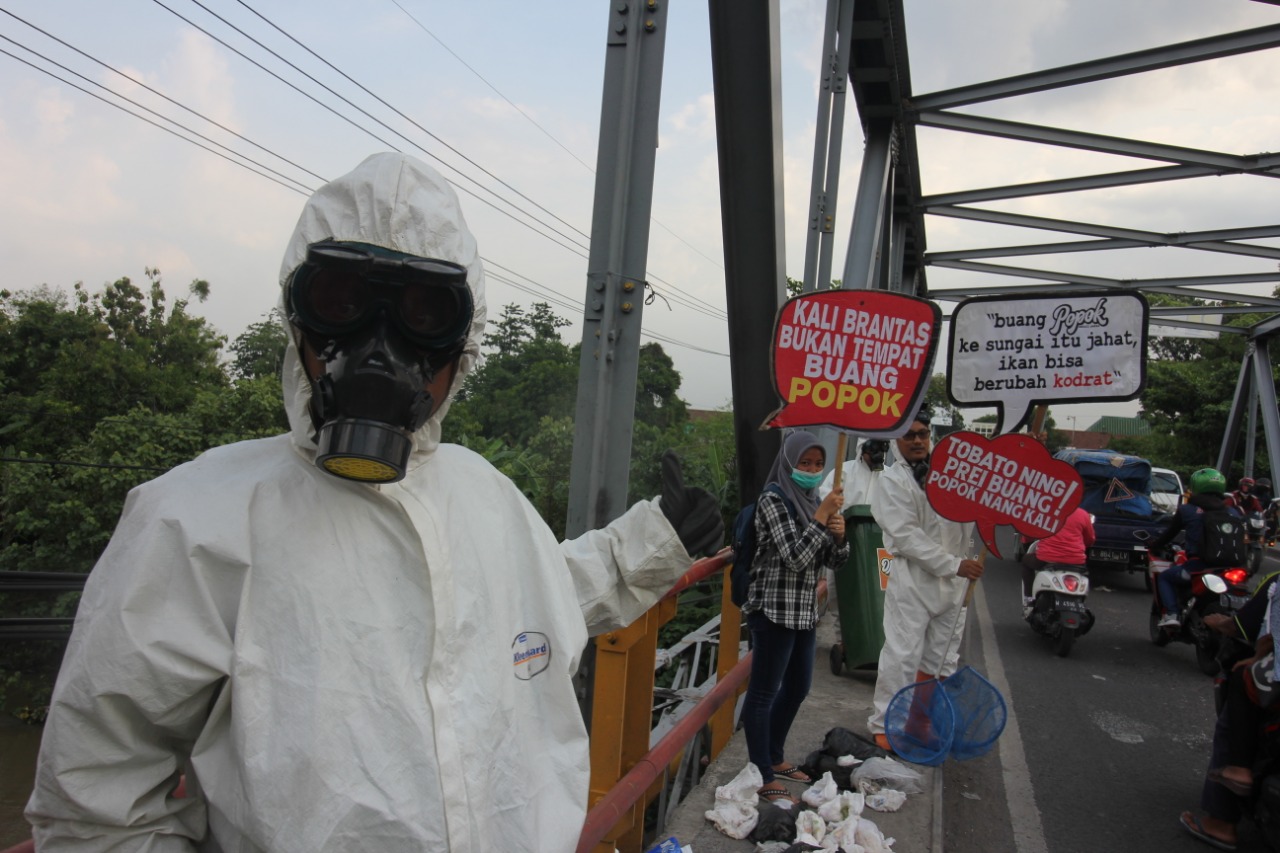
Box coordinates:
[818,440,881,511]
[26,153,693,852]
[866,452,974,735]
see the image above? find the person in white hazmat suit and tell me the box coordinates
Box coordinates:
[865,409,983,752]
[818,438,887,511]
[25,153,723,852]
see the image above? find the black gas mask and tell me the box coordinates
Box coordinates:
[862,439,888,472]
[288,240,473,484]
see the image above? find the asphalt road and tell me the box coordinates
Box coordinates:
[943,537,1276,853]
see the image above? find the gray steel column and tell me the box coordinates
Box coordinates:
[708,0,787,497]
[1217,344,1253,473]
[1252,337,1280,486]
[841,120,897,290]
[802,0,855,293]
[565,0,670,539]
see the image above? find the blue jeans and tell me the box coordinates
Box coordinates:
[1158,558,1206,615]
[741,610,816,784]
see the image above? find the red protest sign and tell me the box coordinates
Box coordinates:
[925,431,1084,559]
[764,290,941,434]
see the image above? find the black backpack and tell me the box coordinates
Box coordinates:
[1200,506,1246,567]
[730,484,796,606]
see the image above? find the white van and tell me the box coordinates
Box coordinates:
[1149,467,1184,515]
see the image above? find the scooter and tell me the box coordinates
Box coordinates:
[1025,562,1093,657]
[1148,547,1251,676]
[1246,509,1268,575]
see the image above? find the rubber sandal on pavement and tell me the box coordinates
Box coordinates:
[1179,811,1238,851]
[772,764,811,783]
[758,783,798,805]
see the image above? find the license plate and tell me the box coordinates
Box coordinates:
[1055,596,1087,612]
[1091,548,1129,563]
[1224,594,1250,610]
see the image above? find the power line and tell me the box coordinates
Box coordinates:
[387,0,596,175]
[0,7,327,186]
[151,0,591,258]
[234,0,592,246]
[0,33,314,194]
[0,44,309,196]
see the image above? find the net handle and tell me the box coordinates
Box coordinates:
[933,546,987,679]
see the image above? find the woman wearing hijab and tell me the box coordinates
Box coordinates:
[741,430,849,803]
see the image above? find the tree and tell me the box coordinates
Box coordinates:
[230,314,289,381]
[0,275,287,718]
[1136,293,1275,478]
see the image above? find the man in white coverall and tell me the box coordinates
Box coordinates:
[866,409,983,752]
[819,438,887,511]
[25,153,722,852]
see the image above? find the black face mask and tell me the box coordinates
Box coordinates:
[910,456,931,490]
[303,318,460,483]
[862,440,888,472]
[289,241,472,484]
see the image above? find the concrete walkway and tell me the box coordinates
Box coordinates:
[663,613,940,853]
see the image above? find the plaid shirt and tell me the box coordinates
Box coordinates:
[743,489,849,630]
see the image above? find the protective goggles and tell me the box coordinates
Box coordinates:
[288,241,473,349]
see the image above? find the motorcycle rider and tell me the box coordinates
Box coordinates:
[1020,505,1095,615]
[1150,467,1240,629]
[1231,476,1263,514]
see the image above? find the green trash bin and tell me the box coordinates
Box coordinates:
[829,505,888,674]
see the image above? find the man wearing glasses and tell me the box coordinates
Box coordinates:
[865,407,984,752]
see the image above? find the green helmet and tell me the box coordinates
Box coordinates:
[1190,467,1227,496]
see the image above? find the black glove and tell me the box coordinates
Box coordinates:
[659,450,724,557]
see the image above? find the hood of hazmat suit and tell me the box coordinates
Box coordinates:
[27,154,691,853]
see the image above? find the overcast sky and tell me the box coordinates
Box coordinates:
[1,0,1276,430]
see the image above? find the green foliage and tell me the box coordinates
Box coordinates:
[0,274,288,717]
[230,314,289,381]
[1136,292,1275,478]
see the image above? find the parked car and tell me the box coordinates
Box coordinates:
[1149,467,1185,515]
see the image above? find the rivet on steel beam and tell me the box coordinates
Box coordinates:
[645,18,655,32]
[623,280,636,292]
[621,302,634,313]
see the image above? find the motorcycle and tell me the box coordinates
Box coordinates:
[1209,627,1280,850]
[1025,561,1093,657]
[1148,547,1252,676]
[1246,509,1268,575]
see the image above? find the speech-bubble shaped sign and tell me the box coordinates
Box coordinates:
[764,289,941,434]
[947,292,1148,434]
[925,431,1084,559]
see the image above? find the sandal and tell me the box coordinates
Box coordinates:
[772,764,811,783]
[758,782,798,804]
[1179,811,1238,851]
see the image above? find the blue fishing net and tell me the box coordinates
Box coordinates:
[885,665,1007,766]
[884,676,955,766]
[943,665,1007,761]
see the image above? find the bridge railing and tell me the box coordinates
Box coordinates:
[581,548,744,853]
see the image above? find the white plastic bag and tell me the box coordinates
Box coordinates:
[702,763,762,839]
[801,771,839,807]
[852,756,924,794]
[818,790,865,823]
[828,817,866,852]
[794,809,827,846]
[865,789,908,812]
[702,801,757,839]
[854,817,892,853]
[714,762,763,805]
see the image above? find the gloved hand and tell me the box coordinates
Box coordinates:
[659,450,725,557]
